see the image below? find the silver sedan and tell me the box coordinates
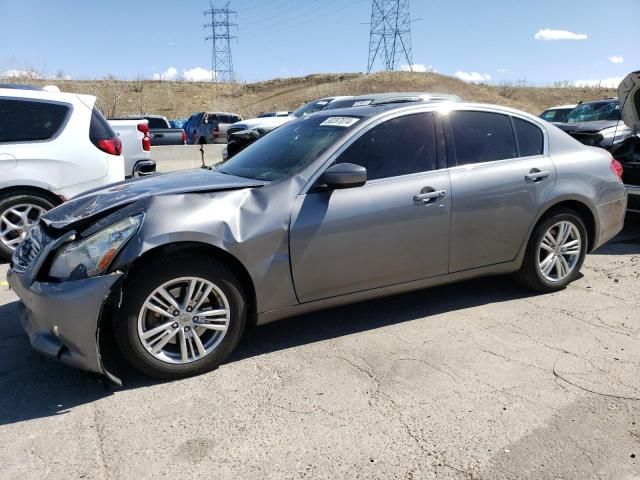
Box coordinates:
[8,101,627,382]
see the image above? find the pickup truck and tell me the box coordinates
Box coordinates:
[108,119,156,177]
[185,111,243,144]
[112,115,186,146]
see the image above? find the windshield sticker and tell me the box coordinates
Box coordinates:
[320,117,360,128]
[353,100,372,107]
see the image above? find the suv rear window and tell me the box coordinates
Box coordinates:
[450,111,517,165]
[89,107,117,145]
[0,98,70,143]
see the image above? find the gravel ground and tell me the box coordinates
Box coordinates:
[1,217,639,480]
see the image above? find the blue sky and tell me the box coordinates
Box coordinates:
[0,0,638,86]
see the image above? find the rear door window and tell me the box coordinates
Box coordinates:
[0,98,70,143]
[336,112,437,180]
[450,110,517,165]
[513,117,544,157]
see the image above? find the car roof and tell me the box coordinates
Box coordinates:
[311,101,545,123]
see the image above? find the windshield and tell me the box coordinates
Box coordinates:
[217,115,361,181]
[566,101,621,123]
[290,98,333,117]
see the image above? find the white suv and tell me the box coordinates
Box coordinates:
[0,84,125,260]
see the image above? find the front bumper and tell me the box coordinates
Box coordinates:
[7,268,123,384]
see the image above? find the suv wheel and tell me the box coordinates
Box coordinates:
[517,210,588,292]
[115,253,247,379]
[0,191,54,261]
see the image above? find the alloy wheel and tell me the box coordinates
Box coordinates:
[537,221,582,282]
[0,203,46,251]
[137,276,231,364]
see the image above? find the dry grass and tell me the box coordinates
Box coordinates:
[15,71,615,119]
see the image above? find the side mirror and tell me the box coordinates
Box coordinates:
[321,163,367,189]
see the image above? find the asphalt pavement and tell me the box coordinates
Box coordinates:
[1,218,639,479]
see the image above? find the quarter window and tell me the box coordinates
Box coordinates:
[450,111,517,165]
[336,112,437,180]
[513,117,543,157]
[0,98,70,143]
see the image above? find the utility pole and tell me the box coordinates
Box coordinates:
[367,0,413,73]
[204,1,237,83]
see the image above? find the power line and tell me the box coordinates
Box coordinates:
[367,0,413,73]
[204,1,237,82]
[241,0,366,39]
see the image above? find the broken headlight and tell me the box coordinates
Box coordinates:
[49,215,142,280]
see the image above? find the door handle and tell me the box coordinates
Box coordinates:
[414,189,447,203]
[525,169,550,182]
[155,133,164,138]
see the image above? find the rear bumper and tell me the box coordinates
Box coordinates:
[593,196,627,250]
[7,268,123,384]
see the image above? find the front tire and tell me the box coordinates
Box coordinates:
[0,191,54,261]
[516,210,588,292]
[115,253,247,379]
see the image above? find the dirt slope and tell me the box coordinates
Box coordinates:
[17,72,615,119]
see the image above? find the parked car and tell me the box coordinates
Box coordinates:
[186,112,243,144]
[225,97,349,140]
[552,98,633,149]
[540,104,577,123]
[257,111,291,118]
[0,84,125,261]
[616,70,640,213]
[8,101,627,382]
[107,119,156,177]
[112,115,186,146]
[224,125,278,161]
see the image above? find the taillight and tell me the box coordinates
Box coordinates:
[610,158,624,182]
[213,126,220,138]
[97,137,122,156]
[137,123,151,151]
[181,130,187,144]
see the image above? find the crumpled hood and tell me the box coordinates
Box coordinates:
[41,169,268,230]
[619,71,640,130]
[553,120,621,134]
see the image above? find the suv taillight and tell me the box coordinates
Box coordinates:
[213,125,220,138]
[610,158,624,182]
[181,130,187,144]
[137,123,151,151]
[97,137,122,156]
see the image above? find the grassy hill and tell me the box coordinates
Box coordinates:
[18,72,615,120]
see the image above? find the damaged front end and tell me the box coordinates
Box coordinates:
[8,220,124,384]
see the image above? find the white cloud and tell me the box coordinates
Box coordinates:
[608,56,624,64]
[182,67,215,82]
[454,70,491,84]
[497,68,511,73]
[153,67,178,81]
[572,76,623,88]
[400,64,437,73]
[534,29,588,41]
[153,66,215,82]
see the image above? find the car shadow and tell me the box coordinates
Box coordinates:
[0,274,539,427]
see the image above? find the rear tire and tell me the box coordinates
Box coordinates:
[114,253,247,380]
[516,210,588,292]
[0,191,55,261]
